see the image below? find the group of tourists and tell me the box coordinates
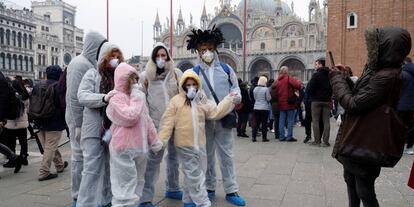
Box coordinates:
[63,28,245,207]
[1,23,414,207]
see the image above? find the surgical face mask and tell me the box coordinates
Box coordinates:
[201,50,214,64]
[156,58,166,68]
[186,86,197,100]
[109,58,119,69]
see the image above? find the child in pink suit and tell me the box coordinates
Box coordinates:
[106,63,163,207]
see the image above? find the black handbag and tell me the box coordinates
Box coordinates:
[199,67,237,129]
[337,76,407,167]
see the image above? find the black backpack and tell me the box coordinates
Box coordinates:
[5,81,25,120]
[29,82,57,121]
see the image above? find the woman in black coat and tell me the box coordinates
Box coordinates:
[330,27,411,207]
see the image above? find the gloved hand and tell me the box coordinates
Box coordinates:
[229,92,241,104]
[131,84,145,100]
[150,140,164,154]
[104,90,117,102]
[102,129,112,144]
[75,127,81,143]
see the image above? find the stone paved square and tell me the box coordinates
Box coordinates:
[1,121,413,207]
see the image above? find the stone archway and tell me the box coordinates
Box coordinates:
[249,58,272,79]
[279,58,306,81]
[218,54,237,72]
[177,61,194,72]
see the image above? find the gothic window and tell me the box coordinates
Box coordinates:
[5,29,10,45]
[24,56,28,71]
[12,55,17,70]
[29,57,34,71]
[0,28,3,44]
[18,55,23,71]
[347,12,357,29]
[17,32,22,48]
[6,54,11,69]
[12,31,16,46]
[0,53,4,69]
[42,55,46,66]
[23,34,27,48]
[29,35,33,49]
[260,42,265,50]
[38,54,41,65]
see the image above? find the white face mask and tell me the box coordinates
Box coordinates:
[201,50,215,64]
[156,58,166,68]
[109,58,119,68]
[186,86,197,100]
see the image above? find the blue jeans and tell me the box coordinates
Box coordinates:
[279,109,296,140]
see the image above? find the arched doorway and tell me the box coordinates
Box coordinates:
[279,58,305,81]
[218,54,237,72]
[249,58,272,79]
[217,23,243,49]
[177,61,194,72]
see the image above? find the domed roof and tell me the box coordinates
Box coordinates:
[237,0,292,16]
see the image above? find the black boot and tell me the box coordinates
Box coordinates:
[252,137,257,142]
[3,159,16,168]
[14,156,21,173]
[262,132,269,142]
[20,154,28,166]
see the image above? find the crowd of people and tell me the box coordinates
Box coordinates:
[0,25,413,207]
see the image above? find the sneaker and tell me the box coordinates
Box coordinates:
[303,136,311,144]
[252,139,257,142]
[263,139,270,142]
[165,191,183,200]
[309,141,321,147]
[225,193,246,206]
[139,202,155,207]
[404,148,414,155]
[321,143,331,147]
[38,173,58,181]
[287,138,297,142]
[207,190,216,199]
[3,157,17,168]
[279,138,286,142]
[183,203,196,207]
[57,161,69,173]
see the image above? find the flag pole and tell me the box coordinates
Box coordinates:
[170,0,173,57]
[243,0,247,81]
[106,0,109,40]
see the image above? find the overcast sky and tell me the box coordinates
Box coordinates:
[11,0,311,57]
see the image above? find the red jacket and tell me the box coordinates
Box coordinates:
[275,74,302,111]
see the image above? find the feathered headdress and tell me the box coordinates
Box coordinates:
[186,25,225,50]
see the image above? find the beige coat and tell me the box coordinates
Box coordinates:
[5,99,29,129]
[158,70,234,148]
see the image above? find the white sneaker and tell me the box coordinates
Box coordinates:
[404,148,414,155]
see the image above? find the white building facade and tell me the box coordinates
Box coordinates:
[0,5,36,79]
[32,0,84,79]
[154,0,327,81]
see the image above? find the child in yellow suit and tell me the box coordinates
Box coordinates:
[158,70,236,207]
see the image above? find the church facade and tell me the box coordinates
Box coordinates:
[153,0,327,82]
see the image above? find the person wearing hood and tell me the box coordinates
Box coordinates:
[138,43,183,207]
[307,59,333,147]
[158,70,236,207]
[330,26,411,207]
[397,57,414,155]
[65,31,106,207]
[186,27,245,206]
[34,65,68,181]
[77,42,123,207]
[105,63,163,207]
